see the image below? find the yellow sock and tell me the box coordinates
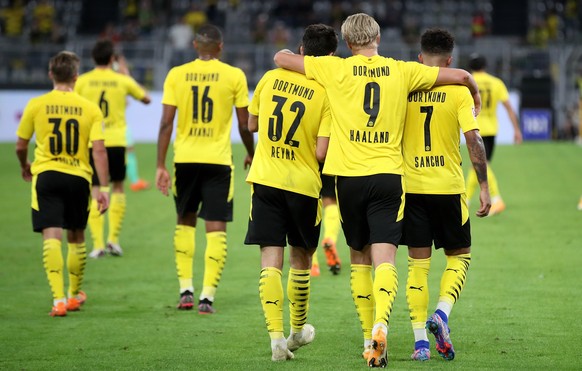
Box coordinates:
[43,239,65,301]
[88,199,105,250]
[350,264,375,340]
[406,257,431,334]
[439,253,471,306]
[287,268,311,332]
[373,263,398,326]
[67,242,86,298]
[259,267,284,340]
[174,225,195,292]
[312,252,319,267]
[322,204,340,243]
[487,165,500,199]
[107,192,126,245]
[201,231,227,301]
[465,169,478,201]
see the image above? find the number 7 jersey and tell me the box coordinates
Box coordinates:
[304,55,438,177]
[246,68,330,198]
[162,59,249,165]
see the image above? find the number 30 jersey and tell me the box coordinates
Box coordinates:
[246,68,330,198]
[16,90,104,182]
[404,85,478,194]
[162,59,249,165]
[304,55,438,177]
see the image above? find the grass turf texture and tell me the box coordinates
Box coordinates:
[0,142,580,370]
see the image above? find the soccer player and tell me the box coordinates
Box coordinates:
[466,53,522,215]
[402,28,491,362]
[310,177,341,276]
[244,24,337,362]
[156,24,255,314]
[75,39,151,258]
[274,13,481,367]
[15,51,110,316]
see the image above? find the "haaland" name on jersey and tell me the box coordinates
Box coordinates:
[349,130,389,143]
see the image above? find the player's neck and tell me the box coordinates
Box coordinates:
[352,46,378,58]
[197,53,219,61]
[53,83,74,92]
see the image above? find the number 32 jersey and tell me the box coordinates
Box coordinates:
[247,68,330,198]
[304,55,438,177]
[16,90,104,182]
[162,59,249,166]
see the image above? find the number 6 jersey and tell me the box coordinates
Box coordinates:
[162,59,249,166]
[246,68,330,199]
[304,55,438,177]
[16,90,104,182]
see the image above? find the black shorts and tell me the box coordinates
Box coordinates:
[244,184,321,248]
[336,174,404,251]
[90,147,126,185]
[401,193,471,250]
[482,136,495,161]
[321,174,336,198]
[173,163,233,221]
[32,171,91,233]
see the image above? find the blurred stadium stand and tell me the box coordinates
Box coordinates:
[0,0,581,137]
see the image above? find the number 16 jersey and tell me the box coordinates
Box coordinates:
[304,55,438,177]
[246,68,330,199]
[162,59,249,166]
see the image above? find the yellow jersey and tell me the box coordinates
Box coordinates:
[247,68,330,198]
[472,71,509,136]
[16,90,104,182]
[404,85,478,194]
[74,68,147,147]
[304,54,438,176]
[162,58,249,165]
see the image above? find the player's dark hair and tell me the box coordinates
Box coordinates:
[420,28,454,55]
[195,24,223,46]
[302,24,338,57]
[49,51,80,83]
[92,39,115,66]
[469,53,487,71]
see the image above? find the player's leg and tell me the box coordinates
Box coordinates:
[126,125,149,192]
[350,248,375,357]
[197,165,232,314]
[482,136,505,215]
[106,148,127,255]
[321,175,341,274]
[42,227,67,316]
[286,192,320,352]
[173,163,200,310]
[87,153,105,258]
[245,184,293,361]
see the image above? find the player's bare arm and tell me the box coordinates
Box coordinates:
[502,100,523,144]
[236,106,254,169]
[316,136,329,163]
[465,129,491,217]
[248,113,258,133]
[435,68,481,115]
[92,139,110,214]
[273,49,306,75]
[15,137,32,182]
[156,104,176,196]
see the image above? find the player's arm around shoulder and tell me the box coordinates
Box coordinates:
[435,67,481,115]
[273,49,305,74]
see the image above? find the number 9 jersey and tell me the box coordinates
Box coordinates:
[16,90,104,182]
[246,68,331,199]
[304,55,438,177]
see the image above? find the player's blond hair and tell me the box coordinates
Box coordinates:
[340,13,380,48]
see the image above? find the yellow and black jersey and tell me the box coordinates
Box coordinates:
[74,68,146,147]
[247,68,330,198]
[404,85,478,194]
[472,71,509,136]
[162,59,249,166]
[16,90,104,182]
[304,54,438,177]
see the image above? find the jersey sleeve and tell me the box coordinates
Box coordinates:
[317,96,331,138]
[403,61,439,92]
[233,68,250,108]
[497,78,510,102]
[126,76,147,101]
[16,99,37,139]
[304,56,335,85]
[73,77,84,95]
[161,68,177,106]
[457,87,479,133]
[89,105,105,142]
[249,71,269,116]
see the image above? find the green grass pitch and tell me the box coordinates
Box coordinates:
[0,142,580,370]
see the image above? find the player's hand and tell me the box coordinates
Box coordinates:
[476,189,491,218]
[97,191,109,215]
[156,166,171,196]
[21,162,32,182]
[243,154,253,170]
[472,91,481,117]
[514,131,523,145]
